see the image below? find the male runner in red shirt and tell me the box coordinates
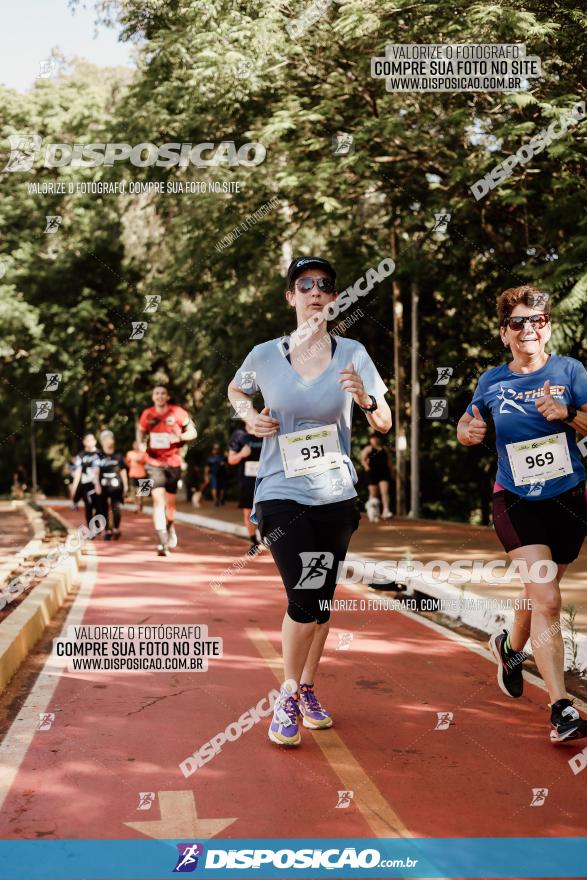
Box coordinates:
[137,386,197,555]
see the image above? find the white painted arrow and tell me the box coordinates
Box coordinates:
[125,791,237,839]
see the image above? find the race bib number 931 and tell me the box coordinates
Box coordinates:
[278,424,342,478]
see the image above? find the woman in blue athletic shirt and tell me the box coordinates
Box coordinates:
[458,286,587,743]
[228,256,392,747]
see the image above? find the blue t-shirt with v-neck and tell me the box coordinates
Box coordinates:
[233,335,388,518]
[466,354,587,499]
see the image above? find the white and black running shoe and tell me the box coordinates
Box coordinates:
[489,629,528,699]
[550,699,587,744]
[157,543,169,557]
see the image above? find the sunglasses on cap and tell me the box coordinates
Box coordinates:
[293,277,336,294]
[502,314,549,331]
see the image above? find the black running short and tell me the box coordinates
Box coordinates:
[145,464,181,494]
[256,498,361,624]
[367,469,391,486]
[492,481,587,564]
[237,478,255,510]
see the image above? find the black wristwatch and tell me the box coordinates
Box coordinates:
[564,403,578,424]
[360,394,378,413]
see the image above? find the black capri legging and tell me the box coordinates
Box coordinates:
[76,484,100,528]
[256,498,361,624]
[97,487,124,530]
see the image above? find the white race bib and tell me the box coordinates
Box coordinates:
[244,460,259,478]
[150,432,171,449]
[278,424,342,478]
[506,432,573,486]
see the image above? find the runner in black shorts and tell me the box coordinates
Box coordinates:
[96,431,128,540]
[458,286,587,743]
[137,385,197,556]
[228,255,392,746]
[70,433,102,531]
[206,444,228,506]
[228,418,263,551]
[360,432,393,519]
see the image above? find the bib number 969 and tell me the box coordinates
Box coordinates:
[506,431,573,486]
[301,444,325,461]
[525,451,554,469]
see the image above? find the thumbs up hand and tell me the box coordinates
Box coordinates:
[535,380,568,422]
[467,404,487,444]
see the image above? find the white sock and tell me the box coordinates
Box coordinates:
[154,507,166,531]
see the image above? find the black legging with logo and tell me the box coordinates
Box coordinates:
[256,498,360,624]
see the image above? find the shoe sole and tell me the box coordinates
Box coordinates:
[488,634,523,699]
[168,533,178,549]
[302,717,333,730]
[550,725,587,744]
[268,729,301,746]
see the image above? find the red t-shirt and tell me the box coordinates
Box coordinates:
[138,404,191,467]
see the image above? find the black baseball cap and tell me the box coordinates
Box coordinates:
[287,256,337,288]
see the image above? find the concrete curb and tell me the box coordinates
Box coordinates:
[0,506,84,695]
[0,502,45,582]
[18,500,46,540]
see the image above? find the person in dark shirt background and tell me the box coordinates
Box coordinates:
[71,433,102,529]
[228,418,263,550]
[360,432,393,520]
[206,443,228,507]
[97,430,128,540]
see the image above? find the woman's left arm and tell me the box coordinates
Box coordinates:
[569,404,587,436]
[535,381,587,435]
[339,364,392,433]
[364,398,392,433]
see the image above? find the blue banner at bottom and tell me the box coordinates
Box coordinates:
[0,838,585,879]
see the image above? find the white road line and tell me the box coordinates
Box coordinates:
[0,552,98,812]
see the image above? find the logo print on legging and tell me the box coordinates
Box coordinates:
[294,552,334,589]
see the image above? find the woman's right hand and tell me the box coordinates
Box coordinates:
[251,406,280,437]
[467,405,487,444]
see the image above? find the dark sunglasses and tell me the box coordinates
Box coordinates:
[294,276,336,294]
[502,314,549,331]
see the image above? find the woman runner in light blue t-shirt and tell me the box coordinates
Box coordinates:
[228,256,392,747]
